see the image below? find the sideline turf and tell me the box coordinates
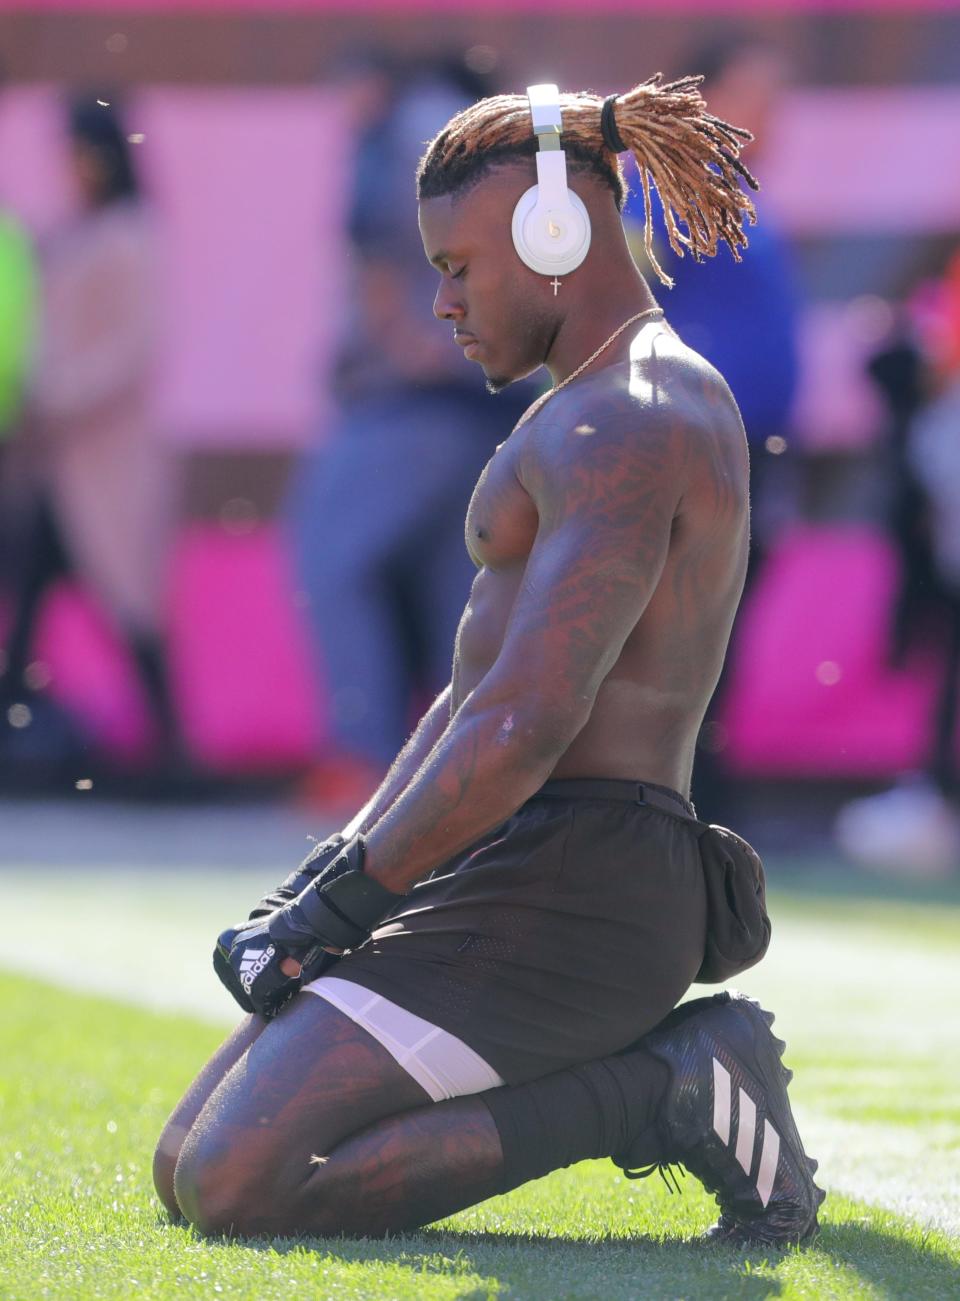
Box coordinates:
[1,971,957,1300]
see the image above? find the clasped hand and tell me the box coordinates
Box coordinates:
[213,834,403,1018]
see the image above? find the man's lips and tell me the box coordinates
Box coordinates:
[454,332,480,359]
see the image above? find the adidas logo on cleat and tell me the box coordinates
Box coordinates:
[239,945,276,991]
[711,1057,781,1207]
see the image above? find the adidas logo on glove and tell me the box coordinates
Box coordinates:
[239,945,276,992]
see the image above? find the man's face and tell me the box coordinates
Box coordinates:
[419,167,558,392]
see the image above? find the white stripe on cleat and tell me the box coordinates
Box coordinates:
[712,1058,731,1145]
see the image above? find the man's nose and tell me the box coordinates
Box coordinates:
[433,282,464,322]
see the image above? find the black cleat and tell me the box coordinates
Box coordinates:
[616,991,825,1246]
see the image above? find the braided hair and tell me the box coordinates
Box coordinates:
[417,74,759,288]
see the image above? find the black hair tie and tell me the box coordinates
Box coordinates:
[600,94,627,154]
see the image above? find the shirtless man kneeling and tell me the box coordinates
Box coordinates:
[154,75,823,1246]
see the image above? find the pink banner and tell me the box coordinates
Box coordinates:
[2,0,960,10]
[762,88,960,234]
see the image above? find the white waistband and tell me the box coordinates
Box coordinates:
[303,974,505,1102]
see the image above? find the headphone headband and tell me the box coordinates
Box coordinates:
[510,83,591,280]
[526,83,563,142]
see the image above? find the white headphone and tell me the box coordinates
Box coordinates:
[511,83,592,279]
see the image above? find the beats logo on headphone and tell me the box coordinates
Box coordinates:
[511,83,592,280]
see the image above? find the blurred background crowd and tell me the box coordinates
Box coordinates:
[1,0,960,875]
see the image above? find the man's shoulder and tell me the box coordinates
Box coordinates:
[517,329,746,517]
[516,373,679,511]
[623,324,743,433]
[530,332,739,461]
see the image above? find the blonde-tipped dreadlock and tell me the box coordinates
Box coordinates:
[417,74,758,288]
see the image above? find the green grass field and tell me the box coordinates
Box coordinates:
[1,863,959,1300]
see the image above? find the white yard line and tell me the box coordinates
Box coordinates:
[0,867,265,1023]
[807,1114,960,1240]
[0,798,327,1020]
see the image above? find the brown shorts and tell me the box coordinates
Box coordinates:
[334,779,708,1085]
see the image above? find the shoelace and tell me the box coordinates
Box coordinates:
[622,1161,687,1196]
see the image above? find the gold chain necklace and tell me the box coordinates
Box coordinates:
[513,306,665,431]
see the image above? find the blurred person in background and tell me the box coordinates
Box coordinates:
[287,52,529,807]
[0,97,180,769]
[627,33,800,546]
[0,209,36,492]
[0,62,39,608]
[623,35,801,822]
[836,250,960,876]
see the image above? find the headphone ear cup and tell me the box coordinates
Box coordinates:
[512,185,592,277]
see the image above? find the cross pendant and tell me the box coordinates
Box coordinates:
[550,277,562,296]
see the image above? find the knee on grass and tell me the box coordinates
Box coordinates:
[172,1134,352,1238]
[152,1122,190,1221]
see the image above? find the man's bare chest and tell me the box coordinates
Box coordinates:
[465,440,539,570]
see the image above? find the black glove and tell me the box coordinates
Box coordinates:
[213,917,279,1016]
[268,835,403,951]
[212,834,347,1014]
[215,836,403,1018]
[247,833,346,920]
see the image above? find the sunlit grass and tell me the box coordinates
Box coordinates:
[1,890,958,1301]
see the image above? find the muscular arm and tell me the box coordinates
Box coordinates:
[363,405,687,893]
[342,685,453,839]
[236,686,454,983]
